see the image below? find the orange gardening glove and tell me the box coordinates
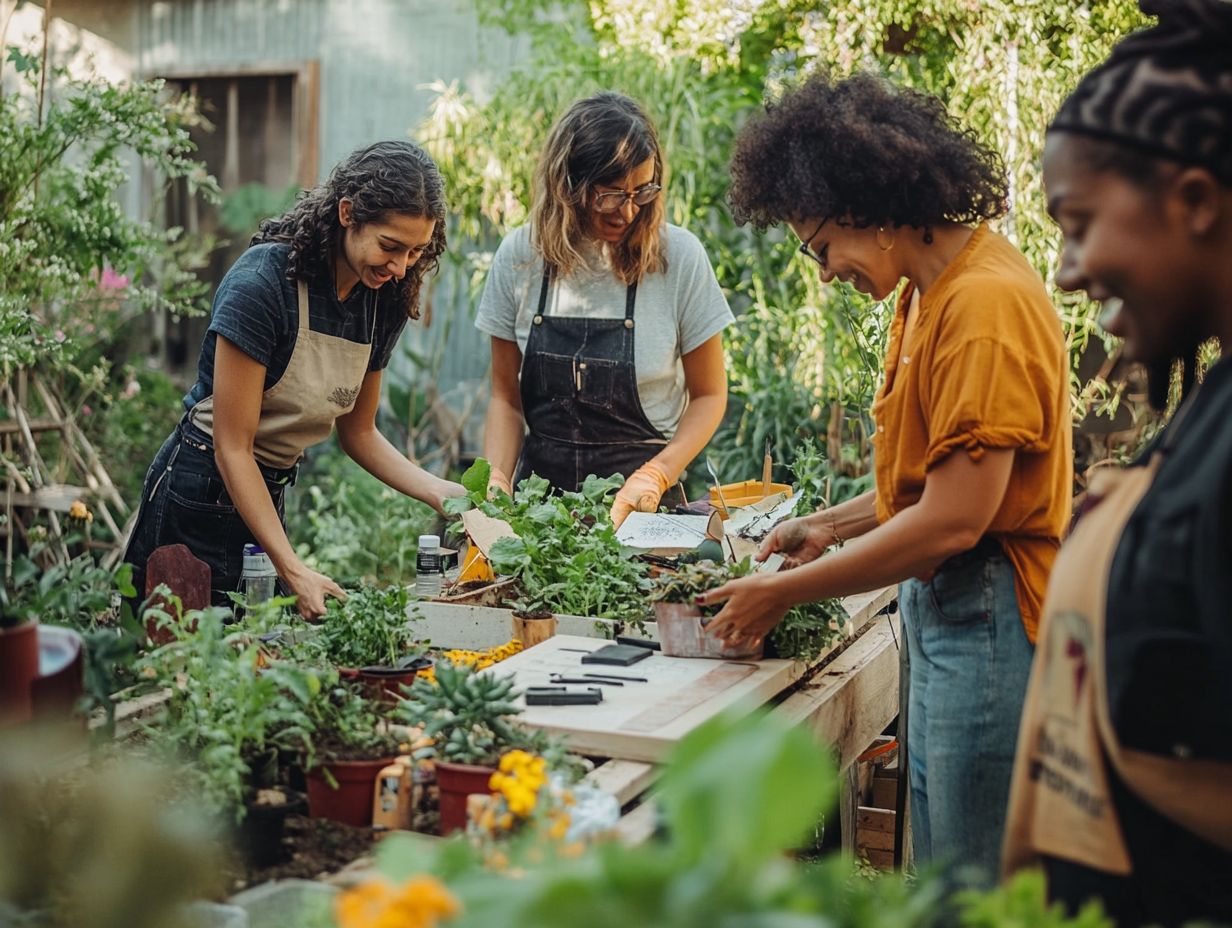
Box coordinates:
[488,465,513,499]
[609,461,673,529]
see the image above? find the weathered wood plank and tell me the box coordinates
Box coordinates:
[771,616,901,772]
[584,759,656,807]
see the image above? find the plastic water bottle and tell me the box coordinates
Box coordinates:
[415,534,442,599]
[240,543,278,605]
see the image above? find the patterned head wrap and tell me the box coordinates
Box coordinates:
[1049,0,1232,183]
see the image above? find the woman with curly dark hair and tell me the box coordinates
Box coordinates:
[701,72,1073,884]
[125,141,463,618]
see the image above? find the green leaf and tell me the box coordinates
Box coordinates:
[443,495,474,515]
[461,458,492,497]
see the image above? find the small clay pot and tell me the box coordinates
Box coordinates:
[0,620,39,726]
[306,757,397,827]
[434,760,497,835]
[339,655,433,705]
[653,602,763,660]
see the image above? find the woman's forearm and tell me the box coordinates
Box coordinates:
[340,427,459,513]
[482,395,526,480]
[806,489,880,541]
[215,445,304,581]
[652,393,727,480]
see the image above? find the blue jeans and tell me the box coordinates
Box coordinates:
[899,542,1034,887]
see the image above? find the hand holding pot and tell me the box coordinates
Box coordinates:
[698,573,792,650]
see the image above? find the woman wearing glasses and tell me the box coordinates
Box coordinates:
[700,72,1072,885]
[476,92,733,526]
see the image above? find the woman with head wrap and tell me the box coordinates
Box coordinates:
[1002,2,1232,923]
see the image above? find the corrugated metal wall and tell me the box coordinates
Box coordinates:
[131,0,528,448]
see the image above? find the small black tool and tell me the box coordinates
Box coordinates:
[526,686,603,706]
[550,674,623,686]
[581,643,653,666]
[615,636,661,652]
[580,672,648,683]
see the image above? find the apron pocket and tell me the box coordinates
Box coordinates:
[536,352,577,399]
[927,556,994,624]
[574,357,617,411]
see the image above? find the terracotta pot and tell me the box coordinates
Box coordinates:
[0,621,40,726]
[339,656,432,705]
[305,757,396,827]
[654,602,763,660]
[434,760,497,835]
[239,789,305,868]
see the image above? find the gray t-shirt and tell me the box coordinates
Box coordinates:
[475,223,733,437]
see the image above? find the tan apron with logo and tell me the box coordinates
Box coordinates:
[1003,436,1232,877]
[188,281,375,469]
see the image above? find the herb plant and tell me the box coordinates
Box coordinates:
[303,680,402,767]
[137,608,321,821]
[651,558,753,617]
[446,460,652,624]
[309,583,423,670]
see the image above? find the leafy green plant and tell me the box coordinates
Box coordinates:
[0,43,217,374]
[305,583,422,670]
[303,679,402,767]
[398,662,545,768]
[137,606,321,820]
[651,557,752,614]
[446,460,652,623]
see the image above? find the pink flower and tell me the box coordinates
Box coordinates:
[54,329,66,343]
[81,404,93,416]
[100,267,130,291]
[123,379,140,399]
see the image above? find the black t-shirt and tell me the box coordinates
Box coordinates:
[1048,354,1232,927]
[184,243,409,412]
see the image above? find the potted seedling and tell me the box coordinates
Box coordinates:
[137,608,319,867]
[650,558,762,660]
[302,678,403,827]
[311,584,431,702]
[398,661,548,835]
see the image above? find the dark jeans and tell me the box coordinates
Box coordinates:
[123,422,294,607]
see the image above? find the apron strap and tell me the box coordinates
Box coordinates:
[296,280,310,330]
[535,264,638,323]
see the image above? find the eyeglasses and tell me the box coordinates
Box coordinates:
[593,183,662,214]
[796,217,829,268]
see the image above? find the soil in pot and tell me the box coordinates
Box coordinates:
[306,757,397,827]
[0,621,40,726]
[434,760,497,835]
[239,788,305,868]
[654,602,763,660]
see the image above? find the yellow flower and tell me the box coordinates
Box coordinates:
[68,500,93,523]
[548,811,571,841]
[335,875,460,928]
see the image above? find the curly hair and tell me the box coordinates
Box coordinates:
[253,140,447,319]
[531,92,667,284]
[728,72,1008,232]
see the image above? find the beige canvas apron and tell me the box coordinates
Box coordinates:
[1003,439,1232,877]
[188,281,375,469]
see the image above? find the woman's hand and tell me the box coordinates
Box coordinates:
[757,515,836,568]
[425,475,467,515]
[284,564,347,621]
[698,573,793,650]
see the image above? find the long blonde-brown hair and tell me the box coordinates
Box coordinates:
[530,92,667,284]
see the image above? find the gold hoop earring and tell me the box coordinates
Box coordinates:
[876,226,895,252]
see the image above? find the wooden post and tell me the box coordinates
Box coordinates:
[511,614,557,649]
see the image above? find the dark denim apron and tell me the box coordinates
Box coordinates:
[514,265,681,500]
[123,420,297,607]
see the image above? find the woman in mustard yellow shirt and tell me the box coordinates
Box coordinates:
[705,72,1072,885]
